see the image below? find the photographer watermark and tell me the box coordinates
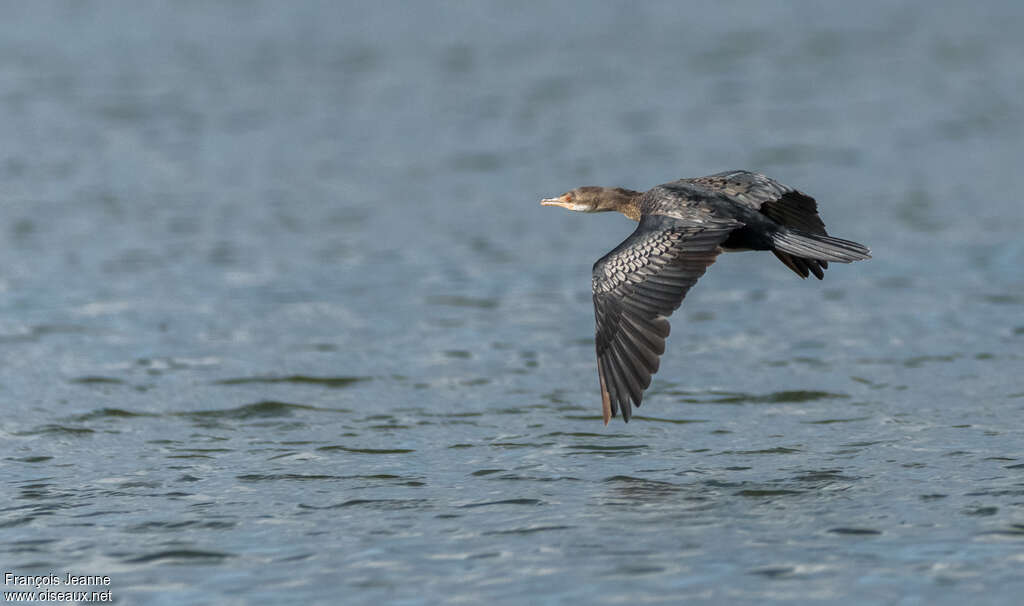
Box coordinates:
[4,572,112,602]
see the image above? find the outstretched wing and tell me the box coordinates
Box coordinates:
[686,170,831,279]
[592,214,738,423]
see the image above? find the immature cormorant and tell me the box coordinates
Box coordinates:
[541,170,870,424]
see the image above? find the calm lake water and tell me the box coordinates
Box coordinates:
[2,2,1023,604]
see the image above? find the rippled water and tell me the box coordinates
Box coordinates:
[2,2,1024,604]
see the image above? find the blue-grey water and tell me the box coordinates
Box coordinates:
[2,2,1023,604]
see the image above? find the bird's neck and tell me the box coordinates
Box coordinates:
[611,189,643,221]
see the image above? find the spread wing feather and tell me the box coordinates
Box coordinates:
[592,214,737,423]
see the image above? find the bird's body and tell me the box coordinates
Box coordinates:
[541,170,871,424]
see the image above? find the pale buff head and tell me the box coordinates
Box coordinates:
[540,187,641,217]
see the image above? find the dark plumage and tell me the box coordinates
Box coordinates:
[541,170,871,424]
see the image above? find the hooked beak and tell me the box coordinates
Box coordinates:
[540,194,588,212]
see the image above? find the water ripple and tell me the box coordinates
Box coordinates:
[213,375,369,388]
[124,550,234,564]
[178,401,349,419]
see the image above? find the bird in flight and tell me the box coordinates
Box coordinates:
[541,170,870,424]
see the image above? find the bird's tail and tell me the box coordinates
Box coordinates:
[771,228,871,263]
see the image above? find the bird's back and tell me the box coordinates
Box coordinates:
[639,179,763,228]
[640,182,728,219]
[679,170,796,210]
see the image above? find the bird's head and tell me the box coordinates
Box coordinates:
[541,187,641,217]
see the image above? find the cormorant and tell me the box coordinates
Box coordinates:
[541,170,871,424]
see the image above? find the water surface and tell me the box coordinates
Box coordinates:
[2,2,1023,604]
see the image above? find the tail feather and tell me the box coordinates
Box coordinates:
[772,229,871,263]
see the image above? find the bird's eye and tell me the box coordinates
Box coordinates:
[564,192,574,201]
